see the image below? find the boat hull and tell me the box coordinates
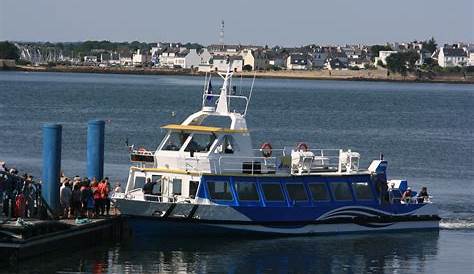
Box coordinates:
[125,216,439,237]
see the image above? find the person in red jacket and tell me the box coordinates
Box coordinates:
[97,179,109,216]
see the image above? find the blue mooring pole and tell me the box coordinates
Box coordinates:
[42,123,62,211]
[87,120,105,180]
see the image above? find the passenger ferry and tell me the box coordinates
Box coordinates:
[114,63,439,236]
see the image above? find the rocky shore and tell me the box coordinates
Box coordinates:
[11,65,474,84]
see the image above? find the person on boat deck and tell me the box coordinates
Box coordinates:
[401,187,413,204]
[388,182,399,204]
[374,174,389,204]
[417,186,429,203]
[142,178,156,195]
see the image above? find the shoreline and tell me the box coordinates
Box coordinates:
[8,65,474,84]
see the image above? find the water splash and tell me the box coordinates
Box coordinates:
[440,218,474,230]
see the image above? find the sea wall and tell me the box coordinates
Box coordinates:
[0,59,16,69]
[13,65,474,84]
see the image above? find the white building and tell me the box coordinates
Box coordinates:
[374,51,398,66]
[132,49,151,66]
[174,49,201,69]
[199,48,212,65]
[240,49,268,70]
[83,55,98,63]
[120,56,132,67]
[433,47,469,67]
[212,55,243,72]
[286,54,311,70]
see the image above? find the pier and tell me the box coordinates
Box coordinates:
[0,119,130,265]
[0,216,128,264]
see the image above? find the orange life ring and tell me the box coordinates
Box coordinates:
[296,143,309,152]
[260,143,272,158]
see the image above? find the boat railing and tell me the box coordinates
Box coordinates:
[215,148,346,175]
[202,93,250,116]
[181,148,359,175]
[217,155,279,175]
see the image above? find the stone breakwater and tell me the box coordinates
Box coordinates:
[12,65,474,84]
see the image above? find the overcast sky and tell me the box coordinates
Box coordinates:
[1,0,472,46]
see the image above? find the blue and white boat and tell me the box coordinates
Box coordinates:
[114,63,439,236]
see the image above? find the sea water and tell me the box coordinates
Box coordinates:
[0,71,473,273]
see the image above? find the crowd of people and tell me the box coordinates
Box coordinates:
[59,174,123,219]
[1,160,123,220]
[1,161,44,219]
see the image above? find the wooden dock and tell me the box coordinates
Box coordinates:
[0,216,129,265]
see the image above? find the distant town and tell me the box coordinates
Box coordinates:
[0,38,473,82]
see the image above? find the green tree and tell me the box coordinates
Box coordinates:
[0,41,20,60]
[243,64,253,71]
[386,51,420,76]
[422,37,437,54]
[370,45,392,61]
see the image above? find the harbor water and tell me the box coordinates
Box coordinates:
[0,71,473,273]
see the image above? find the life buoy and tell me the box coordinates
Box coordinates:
[296,143,309,152]
[260,143,272,158]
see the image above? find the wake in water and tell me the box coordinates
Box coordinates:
[440,218,474,230]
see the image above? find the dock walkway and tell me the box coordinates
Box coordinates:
[0,216,128,265]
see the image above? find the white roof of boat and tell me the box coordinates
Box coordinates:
[161,124,248,134]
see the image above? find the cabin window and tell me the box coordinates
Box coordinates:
[172,179,182,195]
[331,182,353,201]
[134,176,146,190]
[185,133,217,153]
[352,182,373,200]
[162,132,189,151]
[308,183,330,201]
[235,182,259,201]
[261,183,285,202]
[189,181,199,198]
[152,175,162,194]
[207,181,233,201]
[223,135,235,154]
[286,183,308,201]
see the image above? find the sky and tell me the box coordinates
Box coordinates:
[0,0,473,46]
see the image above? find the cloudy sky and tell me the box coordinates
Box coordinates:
[0,0,472,46]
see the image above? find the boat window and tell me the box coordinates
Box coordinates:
[308,183,330,201]
[235,182,259,201]
[134,176,146,190]
[207,181,233,201]
[172,178,182,195]
[189,181,199,198]
[261,183,285,202]
[331,182,353,201]
[152,175,162,194]
[286,183,308,201]
[162,132,189,151]
[352,182,373,200]
[223,135,235,154]
[185,133,217,153]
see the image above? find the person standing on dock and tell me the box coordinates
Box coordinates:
[60,181,72,218]
[98,179,109,216]
[71,183,81,218]
[91,178,101,217]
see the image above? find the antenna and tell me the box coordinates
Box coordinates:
[219,20,225,49]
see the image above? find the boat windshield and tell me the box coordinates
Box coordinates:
[184,133,217,153]
[162,132,189,151]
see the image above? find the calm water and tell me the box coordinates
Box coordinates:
[0,71,473,273]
